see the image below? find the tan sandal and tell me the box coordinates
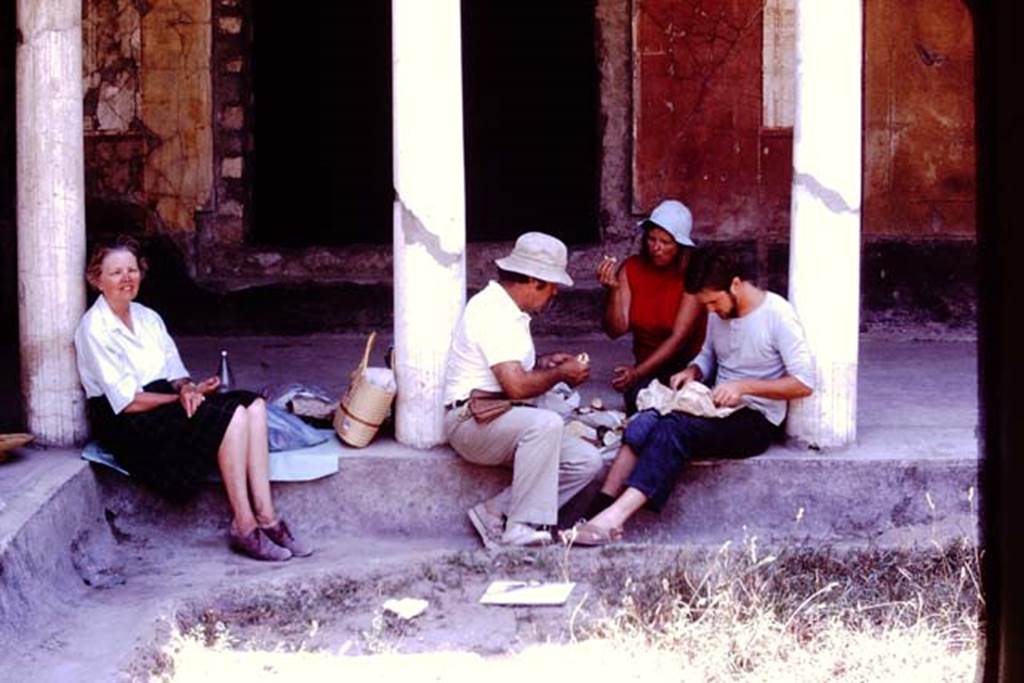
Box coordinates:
[560,521,623,547]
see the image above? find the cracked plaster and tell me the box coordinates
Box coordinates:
[396,198,463,269]
[794,173,858,215]
[83,0,141,134]
[82,0,213,234]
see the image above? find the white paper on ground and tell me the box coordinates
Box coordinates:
[479,580,576,606]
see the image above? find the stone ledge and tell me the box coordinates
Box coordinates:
[0,453,110,643]
[94,432,979,548]
[0,432,979,648]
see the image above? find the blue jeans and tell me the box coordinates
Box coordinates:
[623,408,781,511]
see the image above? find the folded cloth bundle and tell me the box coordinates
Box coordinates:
[635,379,742,418]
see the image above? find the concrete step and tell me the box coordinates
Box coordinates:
[0,436,978,651]
[92,428,978,549]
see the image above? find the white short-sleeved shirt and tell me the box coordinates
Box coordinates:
[691,291,814,426]
[444,281,536,404]
[74,296,190,414]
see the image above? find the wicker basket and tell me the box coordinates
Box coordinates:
[0,432,34,462]
[333,332,396,448]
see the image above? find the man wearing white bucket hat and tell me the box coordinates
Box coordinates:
[443,232,604,548]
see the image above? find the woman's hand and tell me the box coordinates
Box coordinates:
[193,376,221,395]
[178,382,205,418]
[177,375,219,418]
[179,376,222,417]
[596,255,619,289]
[611,365,639,391]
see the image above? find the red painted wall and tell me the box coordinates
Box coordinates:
[632,0,769,239]
[633,0,975,241]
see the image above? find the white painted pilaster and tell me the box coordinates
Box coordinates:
[391,0,467,447]
[16,0,88,446]
[786,0,862,448]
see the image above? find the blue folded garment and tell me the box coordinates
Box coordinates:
[266,403,331,451]
[82,427,342,482]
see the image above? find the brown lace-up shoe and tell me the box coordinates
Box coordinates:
[229,527,292,561]
[261,518,313,557]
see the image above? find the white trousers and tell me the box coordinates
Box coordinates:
[443,405,603,526]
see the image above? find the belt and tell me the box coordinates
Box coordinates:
[444,397,469,410]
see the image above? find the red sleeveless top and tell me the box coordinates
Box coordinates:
[623,255,706,367]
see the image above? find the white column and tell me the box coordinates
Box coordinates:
[16,0,88,446]
[786,0,862,449]
[391,0,467,448]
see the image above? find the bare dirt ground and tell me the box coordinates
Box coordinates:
[121,535,981,681]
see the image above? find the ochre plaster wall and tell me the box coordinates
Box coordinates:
[864,0,975,238]
[140,0,213,234]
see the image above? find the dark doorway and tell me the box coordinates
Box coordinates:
[461,1,600,244]
[250,3,392,246]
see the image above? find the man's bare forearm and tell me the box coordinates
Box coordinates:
[734,376,812,400]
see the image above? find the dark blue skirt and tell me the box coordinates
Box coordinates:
[87,379,259,501]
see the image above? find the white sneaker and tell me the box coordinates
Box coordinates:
[500,522,552,547]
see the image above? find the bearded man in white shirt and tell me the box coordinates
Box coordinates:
[443,232,603,547]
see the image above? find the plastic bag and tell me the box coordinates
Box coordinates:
[533,382,580,417]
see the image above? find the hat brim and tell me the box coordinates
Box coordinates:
[638,219,695,247]
[495,255,574,287]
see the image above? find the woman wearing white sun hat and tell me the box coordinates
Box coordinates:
[596,198,707,414]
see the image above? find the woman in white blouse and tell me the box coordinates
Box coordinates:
[74,236,311,562]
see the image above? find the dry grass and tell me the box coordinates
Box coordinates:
[145,537,983,682]
[582,536,983,682]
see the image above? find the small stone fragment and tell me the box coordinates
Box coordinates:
[382,598,428,620]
